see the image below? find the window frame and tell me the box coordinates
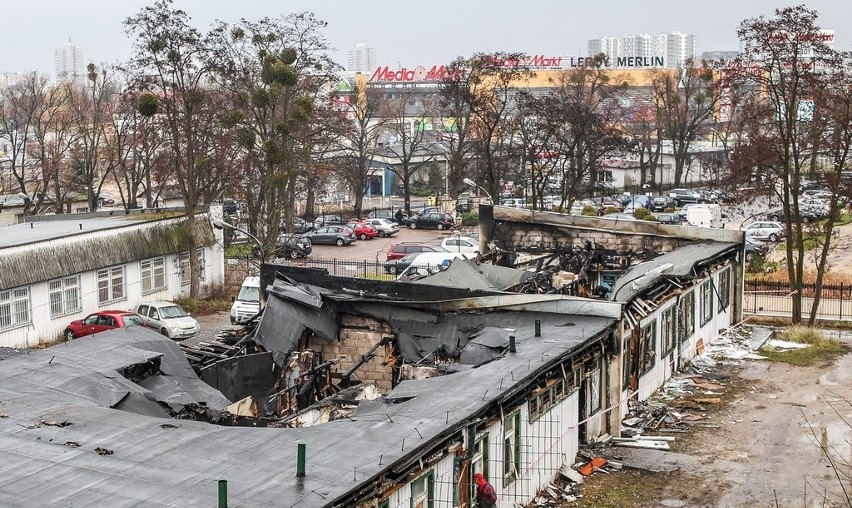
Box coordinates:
[140,257,167,294]
[700,280,714,326]
[661,305,676,355]
[639,320,657,375]
[97,266,126,305]
[49,275,81,318]
[502,410,521,485]
[718,268,731,311]
[0,286,32,331]
[180,249,206,286]
[680,291,695,342]
[409,470,434,508]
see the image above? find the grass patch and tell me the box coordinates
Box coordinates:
[759,325,848,366]
[576,469,716,508]
[225,244,253,258]
[174,296,232,316]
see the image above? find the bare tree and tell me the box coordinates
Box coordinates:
[651,59,724,186]
[732,4,844,323]
[66,64,119,212]
[336,81,387,218]
[207,12,335,260]
[379,87,439,213]
[125,0,219,298]
[439,52,531,199]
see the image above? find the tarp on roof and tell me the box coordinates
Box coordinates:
[256,280,339,365]
[411,258,535,290]
[610,242,739,302]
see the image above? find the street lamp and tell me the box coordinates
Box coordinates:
[463,178,493,205]
[212,218,265,259]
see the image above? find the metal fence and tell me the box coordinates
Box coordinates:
[744,279,852,321]
[286,257,391,279]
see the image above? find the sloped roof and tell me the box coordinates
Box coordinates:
[610,242,739,302]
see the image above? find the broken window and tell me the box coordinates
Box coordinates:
[700,280,713,326]
[621,335,632,390]
[679,291,695,342]
[410,470,434,508]
[502,411,521,485]
[639,320,656,375]
[718,268,731,311]
[661,306,676,355]
[470,433,489,502]
[180,249,206,285]
[588,360,602,414]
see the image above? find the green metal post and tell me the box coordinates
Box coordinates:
[218,479,228,508]
[296,440,307,477]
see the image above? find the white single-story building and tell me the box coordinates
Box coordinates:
[0,212,224,348]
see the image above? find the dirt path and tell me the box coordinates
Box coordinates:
[571,331,852,508]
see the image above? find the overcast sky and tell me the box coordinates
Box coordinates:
[3,1,850,76]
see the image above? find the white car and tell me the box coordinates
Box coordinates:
[361,218,399,237]
[136,301,200,339]
[741,221,785,242]
[441,236,479,254]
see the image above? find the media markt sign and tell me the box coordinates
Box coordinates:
[369,65,450,83]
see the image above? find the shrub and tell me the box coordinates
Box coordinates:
[633,207,651,220]
[460,212,479,226]
[664,207,676,213]
[582,205,597,216]
[603,207,620,215]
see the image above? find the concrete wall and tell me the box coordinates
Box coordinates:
[482,206,743,255]
[309,314,395,393]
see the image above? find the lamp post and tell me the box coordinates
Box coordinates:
[212,218,265,260]
[463,178,492,205]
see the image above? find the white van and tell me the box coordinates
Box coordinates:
[396,252,475,280]
[230,276,261,324]
[686,203,722,228]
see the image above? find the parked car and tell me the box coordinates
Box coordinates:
[274,233,312,259]
[384,252,423,275]
[386,242,446,262]
[741,221,785,242]
[440,236,479,254]
[597,200,623,215]
[361,218,400,237]
[656,213,681,225]
[622,201,646,214]
[744,237,769,262]
[135,302,200,340]
[222,198,240,215]
[306,225,356,246]
[569,200,595,216]
[396,252,475,279]
[669,188,703,205]
[313,215,345,228]
[285,217,313,234]
[63,310,145,341]
[367,209,395,220]
[414,206,442,218]
[650,196,674,212]
[347,222,380,240]
[410,212,455,230]
[230,276,261,325]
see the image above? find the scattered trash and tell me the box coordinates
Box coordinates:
[63,441,80,448]
[159,423,178,429]
[94,447,113,456]
[36,420,72,428]
[578,456,608,476]
[764,339,809,350]
[0,414,8,418]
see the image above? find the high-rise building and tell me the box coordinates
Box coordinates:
[588,32,696,68]
[55,39,85,86]
[348,43,376,73]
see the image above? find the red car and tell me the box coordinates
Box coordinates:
[386,242,446,262]
[63,310,146,341]
[347,222,380,240]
